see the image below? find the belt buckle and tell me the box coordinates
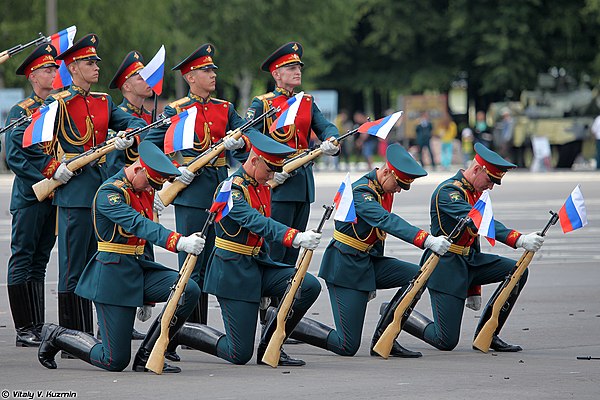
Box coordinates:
[461,247,469,256]
[135,246,145,256]
[252,247,260,256]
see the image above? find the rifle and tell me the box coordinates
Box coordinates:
[32,117,171,202]
[146,211,216,374]
[0,114,32,135]
[261,204,334,367]
[157,106,277,206]
[372,217,471,359]
[0,32,48,65]
[266,127,362,189]
[473,211,558,353]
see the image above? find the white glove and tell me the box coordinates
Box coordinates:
[176,233,205,255]
[223,136,245,151]
[153,195,165,213]
[53,163,74,184]
[465,295,482,311]
[175,166,195,186]
[516,232,544,252]
[292,231,322,250]
[424,235,451,255]
[273,171,290,185]
[136,305,153,322]
[114,132,134,150]
[319,139,339,156]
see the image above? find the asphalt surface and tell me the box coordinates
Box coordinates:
[0,167,599,400]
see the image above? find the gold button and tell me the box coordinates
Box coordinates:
[209,121,213,125]
[205,107,208,111]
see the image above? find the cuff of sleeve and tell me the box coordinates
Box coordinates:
[241,135,251,152]
[505,230,521,248]
[42,159,61,179]
[143,302,156,306]
[283,228,299,248]
[166,232,182,252]
[467,285,482,296]
[413,230,429,249]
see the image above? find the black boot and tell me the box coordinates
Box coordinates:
[164,333,181,362]
[38,323,100,369]
[403,310,434,342]
[176,322,225,356]
[256,307,306,367]
[131,328,146,340]
[288,317,333,350]
[370,289,422,358]
[58,292,85,358]
[80,297,94,336]
[28,281,45,339]
[132,314,186,373]
[474,282,524,352]
[8,283,40,347]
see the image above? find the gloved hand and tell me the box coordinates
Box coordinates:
[465,295,482,311]
[153,195,165,213]
[114,132,134,150]
[136,305,153,322]
[176,233,205,255]
[424,235,451,255]
[319,139,339,156]
[223,136,245,151]
[175,166,195,186]
[516,232,544,252]
[292,230,322,250]
[53,163,74,184]
[273,171,290,185]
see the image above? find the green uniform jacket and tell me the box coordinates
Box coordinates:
[319,170,429,291]
[203,167,299,302]
[75,170,182,306]
[426,171,522,298]
[246,88,338,203]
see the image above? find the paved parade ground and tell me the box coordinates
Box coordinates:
[0,169,598,399]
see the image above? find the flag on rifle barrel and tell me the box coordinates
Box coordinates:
[558,185,587,233]
[269,91,304,133]
[139,45,165,96]
[333,172,356,223]
[50,26,77,89]
[164,107,198,154]
[467,189,495,245]
[22,102,59,147]
[357,111,403,140]
[209,179,234,222]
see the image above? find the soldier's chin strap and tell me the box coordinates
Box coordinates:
[74,61,92,94]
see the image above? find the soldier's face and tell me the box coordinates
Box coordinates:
[131,167,153,193]
[276,65,302,88]
[190,69,216,95]
[253,156,275,185]
[126,74,153,98]
[473,167,494,191]
[73,60,100,84]
[30,66,57,91]
[381,172,403,194]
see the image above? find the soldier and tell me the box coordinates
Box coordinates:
[145,43,256,341]
[288,144,451,358]
[35,34,146,340]
[37,141,204,373]
[172,132,322,366]
[4,44,59,347]
[403,143,544,352]
[247,41,339,265]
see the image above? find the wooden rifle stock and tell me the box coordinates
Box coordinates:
[0,32,47,65]
[0,51,9,64]
[146,212,216,374]
[473,211,559,352]
[261,205,334,367]
[32,118,170,202]
[372,217,471,359]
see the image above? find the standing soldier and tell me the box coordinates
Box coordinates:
[403,143,544,352]
[145,43,255,338]
[38,141,203,373]
[4,44,59,347]
[288,144,451,358]
[173,132,322,366]
[37,34,146,340]
[247,41,339,266]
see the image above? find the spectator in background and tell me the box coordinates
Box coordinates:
[354,111,377,170]
[461,127,475,168]
[415,111,436,168]
[436,114,457,170]
[474,111,493,149]
[333,109,354,170]
[591,113,600,170]
[495,108,514,161]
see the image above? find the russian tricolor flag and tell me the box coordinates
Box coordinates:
[467,190,496,246]
[139,45,165,96]
[269,91,304,133]
[164,107,198,154]
[357,111,403,140]
[22,102,59,148]
[50,26,77,90]
[558,185,587,233]
[333,173,357,223]
[209,179,234,222]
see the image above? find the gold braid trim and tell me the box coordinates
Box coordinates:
[57,98,93,146]
[93,180,131,243]
[218,178,247,238]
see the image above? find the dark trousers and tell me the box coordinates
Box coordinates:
[91,269,200,371]
[57,207,96,292]
[8,201,56,284]
[214,268,320,365]
[175,205,215,287]
[269,201,310,265]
